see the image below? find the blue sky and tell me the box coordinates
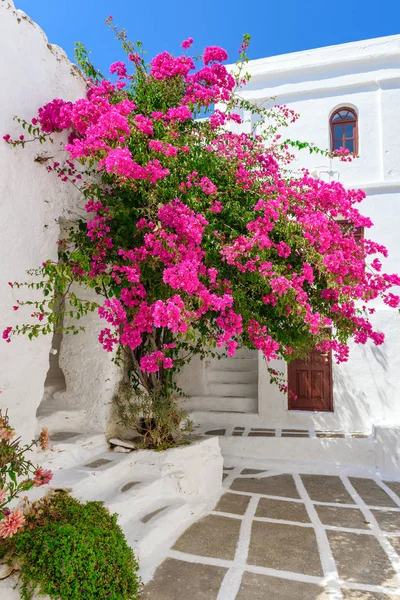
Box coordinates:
[15,0,400,74]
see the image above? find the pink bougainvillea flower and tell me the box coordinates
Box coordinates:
[0,427,15,441]
[0,509,25,538]
[203,45,228,65]
[33,468,53,487]
[181,37,194,49]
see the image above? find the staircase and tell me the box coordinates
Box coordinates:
[185,347,259,414]
[37,431,222,583]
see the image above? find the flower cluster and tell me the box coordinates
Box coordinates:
[0,411,53,538]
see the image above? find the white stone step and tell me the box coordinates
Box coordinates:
[211,347,257,360]
[97,475,187,524]
[125,499,201,582]
[206,369,258,384]
[40,432,107,469]
[37,404,87,431]
[207,357,258,371]
[206,382,258,398]
[186,396,258,413]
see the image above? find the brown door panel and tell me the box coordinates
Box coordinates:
[288,349,333,412]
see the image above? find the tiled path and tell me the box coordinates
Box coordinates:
[142,464,400,599]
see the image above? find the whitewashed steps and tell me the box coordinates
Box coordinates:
[40,432,107,469]
[185,396,258,413]
[206,382,258,398]
[37,404,87,431]
[207,369,258,384]
[41,448,209,584]
[125,499,196,579]
[199,348,259,410]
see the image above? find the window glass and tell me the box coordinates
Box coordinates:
[330,107,358,153]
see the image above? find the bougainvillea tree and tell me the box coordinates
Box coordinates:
[3,24,400,441]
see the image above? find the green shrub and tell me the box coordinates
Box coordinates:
[9,492,141,600]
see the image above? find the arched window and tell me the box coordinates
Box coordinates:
[330,107,358,154]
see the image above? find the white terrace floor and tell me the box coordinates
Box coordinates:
[143,463,400,600]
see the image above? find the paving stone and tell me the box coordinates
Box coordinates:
[315,505,370,529]
[172,514,241,560]
[383,481,400,500]
[84,458,112,469]
[247,521,323,576]
[223,466,235,470]
[234,427,245,431]
[50,431,80,441]
[120,481,140,492]
[282,429,309,433]
[342,590,400,599]
[372,509,400,532]
[349,478,397,507]
[281,433,309,437]
[316,433,345,438]
[214,492,251,515]
[141,506,168,523]
[204,429,226,436]
[248,431,275,437]
[235,572,329,600]
[250,428,275,431]
[327,530,398,586]
[241,469,266,475]
[301,474,355,504]
[230,474,300,498]
[232,431,243,436]
[255,497,310,523]
[222,473,228,481]
[141,558,227,600]
[350,433,369,438]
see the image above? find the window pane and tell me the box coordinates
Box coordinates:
[346,110,356,120]
[345,123,354,137]
[345,139,354,152]
[334,124,343,138]
[334,139,343,150]
[332,112,342,121]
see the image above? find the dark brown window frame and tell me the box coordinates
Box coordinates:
[330,107,358,155]
[336,219,364,242]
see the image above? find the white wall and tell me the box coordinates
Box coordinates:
[0,1,118,440]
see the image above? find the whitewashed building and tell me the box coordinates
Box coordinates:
[1,0,400,477]
[181,35,400,472]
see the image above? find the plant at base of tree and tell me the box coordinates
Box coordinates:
[3,491,141,600]
[114,383,193,449]
[0,410,52,546]
[3,25,400,447]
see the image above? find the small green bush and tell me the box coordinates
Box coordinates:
[10,492,141,600]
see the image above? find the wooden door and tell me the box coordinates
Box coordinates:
[288,348,333,412]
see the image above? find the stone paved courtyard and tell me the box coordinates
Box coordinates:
[142,464,400,599]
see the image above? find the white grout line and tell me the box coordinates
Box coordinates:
[216,496,259,600]
[340,581,400,596]
[293,474,343,600]
[375,478,400,508]
[168,548,400,597]
[341,476,400,587]
[168,548,326,584]
[211,509,400,539]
